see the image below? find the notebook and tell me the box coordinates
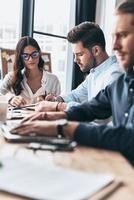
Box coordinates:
[0,122,74,147]
[0,157,115,200]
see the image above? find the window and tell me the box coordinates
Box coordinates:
[96,0,117,54]
[0,0,22,79]
[0,0,22,49]
[33,0,75,93]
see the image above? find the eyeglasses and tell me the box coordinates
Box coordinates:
[21,51,39,61]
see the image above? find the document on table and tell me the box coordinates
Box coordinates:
[0,157,115,200]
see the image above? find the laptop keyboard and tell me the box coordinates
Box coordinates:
[5,122,21,132]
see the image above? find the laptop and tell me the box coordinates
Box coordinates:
[0,122,75,148]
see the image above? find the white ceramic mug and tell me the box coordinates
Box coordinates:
[0,95,8,124]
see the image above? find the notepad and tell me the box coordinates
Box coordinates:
[0,157,114,200]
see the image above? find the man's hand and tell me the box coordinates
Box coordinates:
[10,120,79,138]
[35,101,67,112]
[35,101,58,112]
[21,112,47,123]
[45,93,57,101]
[11,120,57,136]
[21,111,67,123]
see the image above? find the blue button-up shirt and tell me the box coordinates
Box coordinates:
[61,55,123,109]
[66,68,134,164]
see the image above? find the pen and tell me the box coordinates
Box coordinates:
[12,103,37,110]
[43,90,47,99]
[90,180,123,200]
[12,110,21,113]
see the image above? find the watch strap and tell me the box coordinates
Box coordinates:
[57,124,65,138]
[56,119,68,138]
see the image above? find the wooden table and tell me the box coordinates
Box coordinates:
[0,134,134,200]
[0,110,134,199]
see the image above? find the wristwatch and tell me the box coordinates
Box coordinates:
[56,96,64,102]
[56,119,68,138]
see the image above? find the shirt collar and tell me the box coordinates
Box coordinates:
[23,70,46,82]
[125,67,134,88]
[90,55,117,75]
[125,67,134,80]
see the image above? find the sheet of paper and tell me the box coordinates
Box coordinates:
[0,157,114,200]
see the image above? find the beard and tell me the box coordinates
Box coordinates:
[82,57,96,73]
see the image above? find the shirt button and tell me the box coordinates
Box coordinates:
[129,88,133,92]
[124,112,128,117]
[91,68,95,73]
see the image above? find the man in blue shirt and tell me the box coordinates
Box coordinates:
[36,22,122,112]
[11,1,134,164]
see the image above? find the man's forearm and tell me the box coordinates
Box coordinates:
[56,102,67,111]
[63,122,79,137]
[73,123,134,163]
[45,111,68,120]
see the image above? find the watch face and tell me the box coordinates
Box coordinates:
[56,119,68,126]
[56,119,68,138]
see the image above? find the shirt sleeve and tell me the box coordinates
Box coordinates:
[66,85,112,122]
[74,122,134,164]
[53,76,61,96]
[61,76,88,108]
[0,72,14,95]
[43,72,61,96]
[103,63,123,87]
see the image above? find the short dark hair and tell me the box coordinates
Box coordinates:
[116,1,134,14]
[67,21,106,51]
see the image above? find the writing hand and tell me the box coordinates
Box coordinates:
[45,93,57,101]
[35,101,58,112]
[9,96,27,107]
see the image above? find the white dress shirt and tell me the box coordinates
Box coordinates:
[0,70,61,104]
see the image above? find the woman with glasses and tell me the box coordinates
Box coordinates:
[0,36,61,107]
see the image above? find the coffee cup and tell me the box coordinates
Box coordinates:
[0,95,8,124]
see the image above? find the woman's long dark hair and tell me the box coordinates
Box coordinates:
[13,36,44,95]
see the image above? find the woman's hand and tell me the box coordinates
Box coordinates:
[9,96,27,107]
[45,93,57,101]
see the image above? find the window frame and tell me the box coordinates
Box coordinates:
[21,0,76,93]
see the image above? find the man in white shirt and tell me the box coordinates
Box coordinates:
[35,21,123,112]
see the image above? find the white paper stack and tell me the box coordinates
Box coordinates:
[0,157,114,200]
